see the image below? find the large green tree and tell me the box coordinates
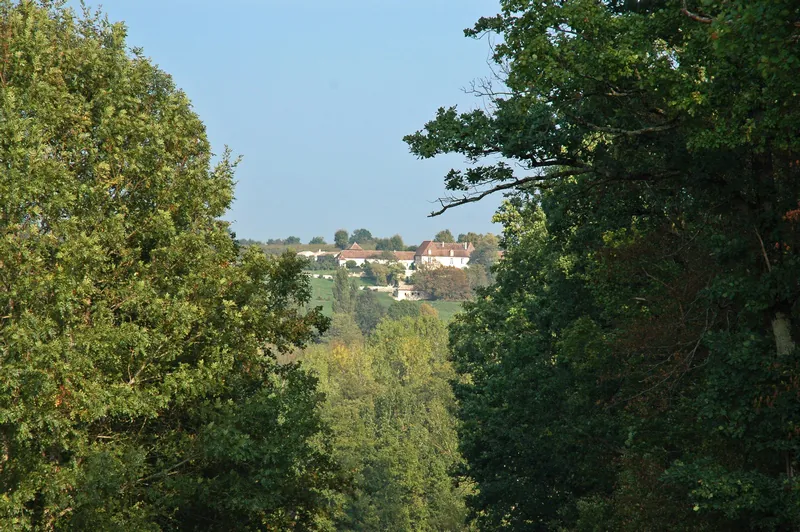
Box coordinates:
[349,228,373,244]
[407,0,800,529]
[0,2,338,528]
[434,229,455,243]
[334,229,349,249]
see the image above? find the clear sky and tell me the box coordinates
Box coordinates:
[72,1,504,244]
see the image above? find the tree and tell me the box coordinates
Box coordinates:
[284,235,301,245]
[412,266,471,301]
[375,234,405,251]
[334,229,349,249]
[407,0,800,528]
[386,262,407,286]
[434,229,455,243]
[354,290,385,334]
[332,268,358,314]
[465,264,490,291]
[345,259,359,270]
[418,303,438,318]
[350,228,373,244]
[306,254,337,271]
[469,234,500,269]
[364,262,390,286]
[325,312,364,347]
[309,236,327,245]
[0,3,339,528]
[387,300,421,321]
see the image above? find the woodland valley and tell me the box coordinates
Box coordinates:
[2,0,800,530]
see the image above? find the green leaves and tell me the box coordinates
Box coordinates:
[407,0,800,528]
[0,2,338,528]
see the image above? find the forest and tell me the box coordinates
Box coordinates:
[2,0,800,530]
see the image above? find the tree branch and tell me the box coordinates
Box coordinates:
[429,167,592,217]
[682,1,713,24]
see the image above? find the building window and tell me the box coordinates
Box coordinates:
[450,258,454,265]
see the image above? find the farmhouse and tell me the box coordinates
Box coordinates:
[296,249,337,260]
[414,241,474,269]
[335,243,415,269]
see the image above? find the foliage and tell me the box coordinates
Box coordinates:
[374,234,404,251]
[387,300,422,321]
[332,268,358,314]
[464,264,490,292]
[345,259,359,270]
[300,316,471,530]
[305,254,338,271]
[349,228,374,244]
[325,312,364,347]
[310,236,327,245]
[407,0,800,529]
[419,303,439,318]
[468,235,500,270]
[434,229,455,243]
[334,229,349,249]
[364,262,389,286]
[354,290,386,334]
[285,236,301,245]
[0,2,340,528]
[412,265,471,301]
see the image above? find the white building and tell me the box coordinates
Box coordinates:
[413,241,474,269]
[335,243,415,270]
[393,286,432,301]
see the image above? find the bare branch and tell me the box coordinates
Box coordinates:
[429,167,592,217]
[754,227,772,273]
[573,115,677,136]
[682,1,713,24]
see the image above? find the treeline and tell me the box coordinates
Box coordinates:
[406,0,800,530]
[240,228,500,253]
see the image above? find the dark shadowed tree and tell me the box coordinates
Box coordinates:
[407,0,800,528]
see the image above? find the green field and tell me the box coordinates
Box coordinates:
[306,274,464,323]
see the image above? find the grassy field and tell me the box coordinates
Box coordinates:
[306,274,464,323]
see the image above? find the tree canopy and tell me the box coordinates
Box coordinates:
[0,2,339,528]
[407,0,800,529]
[434,229,455,243]
[349,228,374,244]
[334,229,349,249]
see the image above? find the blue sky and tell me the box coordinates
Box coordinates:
[74,1,504,244]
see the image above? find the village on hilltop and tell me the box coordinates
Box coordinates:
[299,240,479,301]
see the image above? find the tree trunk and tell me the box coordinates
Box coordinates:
[772,311,796,356]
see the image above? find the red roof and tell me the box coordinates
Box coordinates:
[415,241,474,258]
[337,249,414,261]
[347,242,363,250]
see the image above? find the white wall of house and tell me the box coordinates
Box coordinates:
[393,288,432,301]
[337,257,368,267]
[337,258,416,269]
[414,255,470,269]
